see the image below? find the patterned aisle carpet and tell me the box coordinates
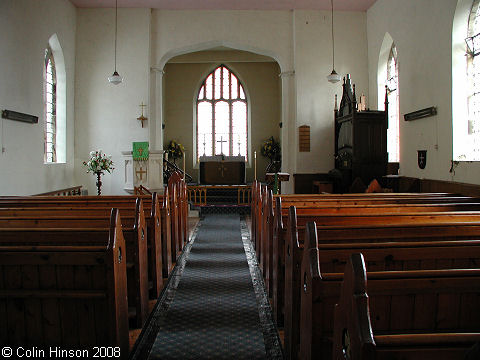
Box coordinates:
[134,214,283,360]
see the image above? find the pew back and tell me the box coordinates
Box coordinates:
[0,209,130,358]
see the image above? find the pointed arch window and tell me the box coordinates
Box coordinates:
[196,65,248,161]
[464,0,480,160]
[386,44,399,162]
[44,46,57,163]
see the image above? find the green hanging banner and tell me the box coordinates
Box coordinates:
[133,142,149,161]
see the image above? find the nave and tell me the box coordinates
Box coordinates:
[131,214,283,359]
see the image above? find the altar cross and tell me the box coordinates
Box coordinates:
[216,136,227,155]
[136,167,147,181]
[218,163,228,177]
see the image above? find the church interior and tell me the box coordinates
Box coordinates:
[2,0,480,359]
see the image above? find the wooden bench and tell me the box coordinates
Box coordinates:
[284,208,480,359]
[0,204,149,329]
[0,208,130,358]
[0,192,173,296]
[332,253,480,360]
[270,197,480,327]
[0,176,187,269]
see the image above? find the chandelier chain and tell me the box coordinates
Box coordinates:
[331,0,335,68]
[114,0,118,72]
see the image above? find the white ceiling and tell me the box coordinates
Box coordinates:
[69,0,377,12]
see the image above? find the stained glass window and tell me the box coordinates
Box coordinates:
[386,44,399,162]
[197,65,248,161]
[44,47,57,163]
[466,0,480,160]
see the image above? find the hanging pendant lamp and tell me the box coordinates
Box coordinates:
[327,0,341,83]
[108,0,123,85]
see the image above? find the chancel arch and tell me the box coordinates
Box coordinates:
[162,48,281,184]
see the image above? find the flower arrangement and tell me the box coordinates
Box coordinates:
[166,140,185,161]
[83,150,115,174]
[261,136,281,161]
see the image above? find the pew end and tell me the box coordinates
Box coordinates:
[333,253,480,360]
[332,253,375,360]
[299,221,322,360]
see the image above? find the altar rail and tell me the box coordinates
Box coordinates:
[187,185,252,206]
[34,186,83,196]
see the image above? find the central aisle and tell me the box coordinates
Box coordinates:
[144,214,282,359]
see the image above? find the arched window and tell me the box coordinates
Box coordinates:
[454,0,480,161]
[386,44,399,162]
[44,46,57,163]
[196,65,248,161]
[465,0,480,160]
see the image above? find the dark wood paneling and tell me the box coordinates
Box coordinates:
[293,173,332,194]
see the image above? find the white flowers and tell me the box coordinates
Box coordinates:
[83,150,115,174]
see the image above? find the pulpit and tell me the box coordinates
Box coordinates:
[122,150,164,193]
[199,156,246,185]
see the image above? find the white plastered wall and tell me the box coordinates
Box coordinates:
[367,0,480,184]
[74,8,151,195]
[0,0,76,195]
[294,10,369,174]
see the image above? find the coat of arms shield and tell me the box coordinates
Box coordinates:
[418,150,427,169]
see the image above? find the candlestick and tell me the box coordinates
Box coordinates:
[183,151,186,181]
[254,151,257,180]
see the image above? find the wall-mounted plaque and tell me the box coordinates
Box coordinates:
[299,125,310,152]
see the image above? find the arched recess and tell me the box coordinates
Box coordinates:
[452,0,475,160]
[47,33,66,163]
[151,40,294,186]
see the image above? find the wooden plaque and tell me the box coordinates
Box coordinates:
[299,125,310,152]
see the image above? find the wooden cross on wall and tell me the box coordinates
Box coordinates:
[137,102,148,128]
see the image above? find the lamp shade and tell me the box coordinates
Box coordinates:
[108,71,123,85]
[327,69,341,83]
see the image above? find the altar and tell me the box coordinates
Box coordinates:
[199,155,246,185]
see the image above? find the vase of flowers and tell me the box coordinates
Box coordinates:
[261,136,281,173]
[83,150,115,195]
[165,140,184,165]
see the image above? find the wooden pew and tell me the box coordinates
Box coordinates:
[251,180,259,248]
[332,253,480,360]
[0,177,186,268]
[270,197,480,328]
[0,192,173,295]
[256,184,266,265]
[299,223,480,359]
[261,189,274,296]
[167,172,188,260]
[0,202,148,328]
[0,209,130,358]
[284,208,480,359]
